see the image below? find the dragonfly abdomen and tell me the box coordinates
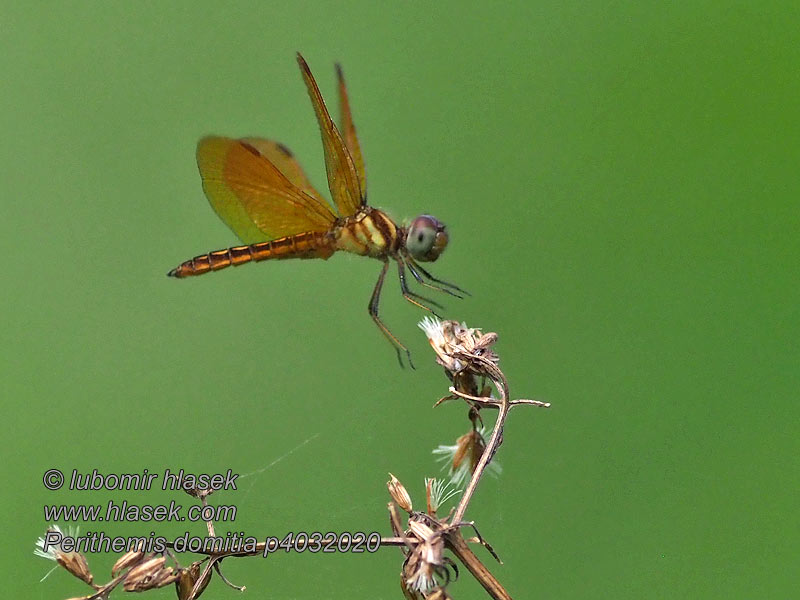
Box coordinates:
[334,208,400,257]
[168,231,334,278]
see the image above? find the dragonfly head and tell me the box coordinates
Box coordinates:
[406,215,448,262]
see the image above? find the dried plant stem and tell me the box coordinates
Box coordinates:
[450,352,509,526]
[440,351,549,600]
[452,400,509,527]
[380,536,408,547]
[431,354,514,599]
[446,534,512,600]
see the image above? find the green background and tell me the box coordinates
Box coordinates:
[3,2,797,598]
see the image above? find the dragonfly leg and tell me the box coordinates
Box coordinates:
[405,255,470,298]
[405,259,461,299]
[369,258,414,369]
[396,257,444,316]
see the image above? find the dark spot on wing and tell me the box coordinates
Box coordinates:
[276,142,293,157]
[240,141,261,157]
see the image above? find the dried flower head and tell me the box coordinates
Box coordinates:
[433,427,502,487]
[387,473,414,513]
[419,317,499,374]
[175,561,212,600]
[123,556,179,591]
[404,519,446,595]
[34,524,93,585]
[111,545,146,577]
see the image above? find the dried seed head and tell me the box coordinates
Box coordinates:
[393,490,452,593]
[176,561,211,600]
[57,551,93,586]
[123,555,179,591]
[433,427,501,487]
[419,317,462,372]
[403,524,445,596]
[111,547,146,577]
[33,525,93,585]
[387,473,413,513]
[450,429,484,476]
[426,587,453,600]
[125,555,165,581]
[419,317,499,374]
[405,561,438,596]
[396,509,452,597]
[400,570,424,600]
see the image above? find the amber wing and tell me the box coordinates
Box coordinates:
[336,63,366,200]
[196,136,337,244]
[296,53,365,218]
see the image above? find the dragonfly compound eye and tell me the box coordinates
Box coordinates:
[406,215,448,262]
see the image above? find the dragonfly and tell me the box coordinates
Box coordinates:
[168,53,465,366]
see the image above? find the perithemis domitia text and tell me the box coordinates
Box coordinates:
[168,54,465,366]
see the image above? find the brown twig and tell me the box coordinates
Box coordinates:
[407,320,551,599]
[446,534,512,600]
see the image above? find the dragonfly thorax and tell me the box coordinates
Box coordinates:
[333,207,401,257]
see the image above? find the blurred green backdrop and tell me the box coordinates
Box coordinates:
[3,2,798,598]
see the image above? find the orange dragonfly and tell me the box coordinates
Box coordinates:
[168,53,465,366]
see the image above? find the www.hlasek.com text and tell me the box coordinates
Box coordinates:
[43,500,236,523]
